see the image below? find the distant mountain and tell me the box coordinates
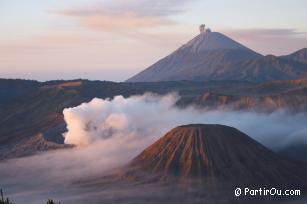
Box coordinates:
[281,48,307,64]
[195,86,307,112]
[126,27,307,82]
[120,124,307,187]
[127,28,262,82]
[0,79,40,106]
[212,55,307,82]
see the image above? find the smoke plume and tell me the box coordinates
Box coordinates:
[62,93,307,150]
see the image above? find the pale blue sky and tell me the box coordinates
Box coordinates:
[1,0,307,81]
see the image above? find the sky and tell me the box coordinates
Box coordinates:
[0,0,307,81]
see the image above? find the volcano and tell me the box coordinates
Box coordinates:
[76,124,307,204]
[122,124,307,188]
[126,26,307,82]
[126,27,261,82]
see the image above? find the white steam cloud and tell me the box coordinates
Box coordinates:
[62,93,307,150]
[63,93,181,146]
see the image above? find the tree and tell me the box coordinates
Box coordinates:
[1,189,60,204]
[47,199,54,204]
[0,189,12,204]
[47,199,60,204]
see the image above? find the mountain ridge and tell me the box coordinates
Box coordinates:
[1,78,307,161]
[281,48,307,64]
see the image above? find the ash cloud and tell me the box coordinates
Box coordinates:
[1,93,307,203]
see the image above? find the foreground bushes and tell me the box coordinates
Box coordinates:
[0,189,11,204]
[47,199,60,204]
[1,189,60,204]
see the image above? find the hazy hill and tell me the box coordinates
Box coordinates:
[281,48,307,64]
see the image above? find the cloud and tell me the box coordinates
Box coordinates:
[225,28,306,39]
[76,13,175,31]
[62,93,307,149]
[63,93,179,146]
[57,0,190,32]
[60,0,187,17]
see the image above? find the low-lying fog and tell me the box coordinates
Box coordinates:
[1,93,306,203]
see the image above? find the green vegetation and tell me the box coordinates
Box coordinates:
[47,199,60,204]
[0,189,60,204]
[0,189,12,204]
